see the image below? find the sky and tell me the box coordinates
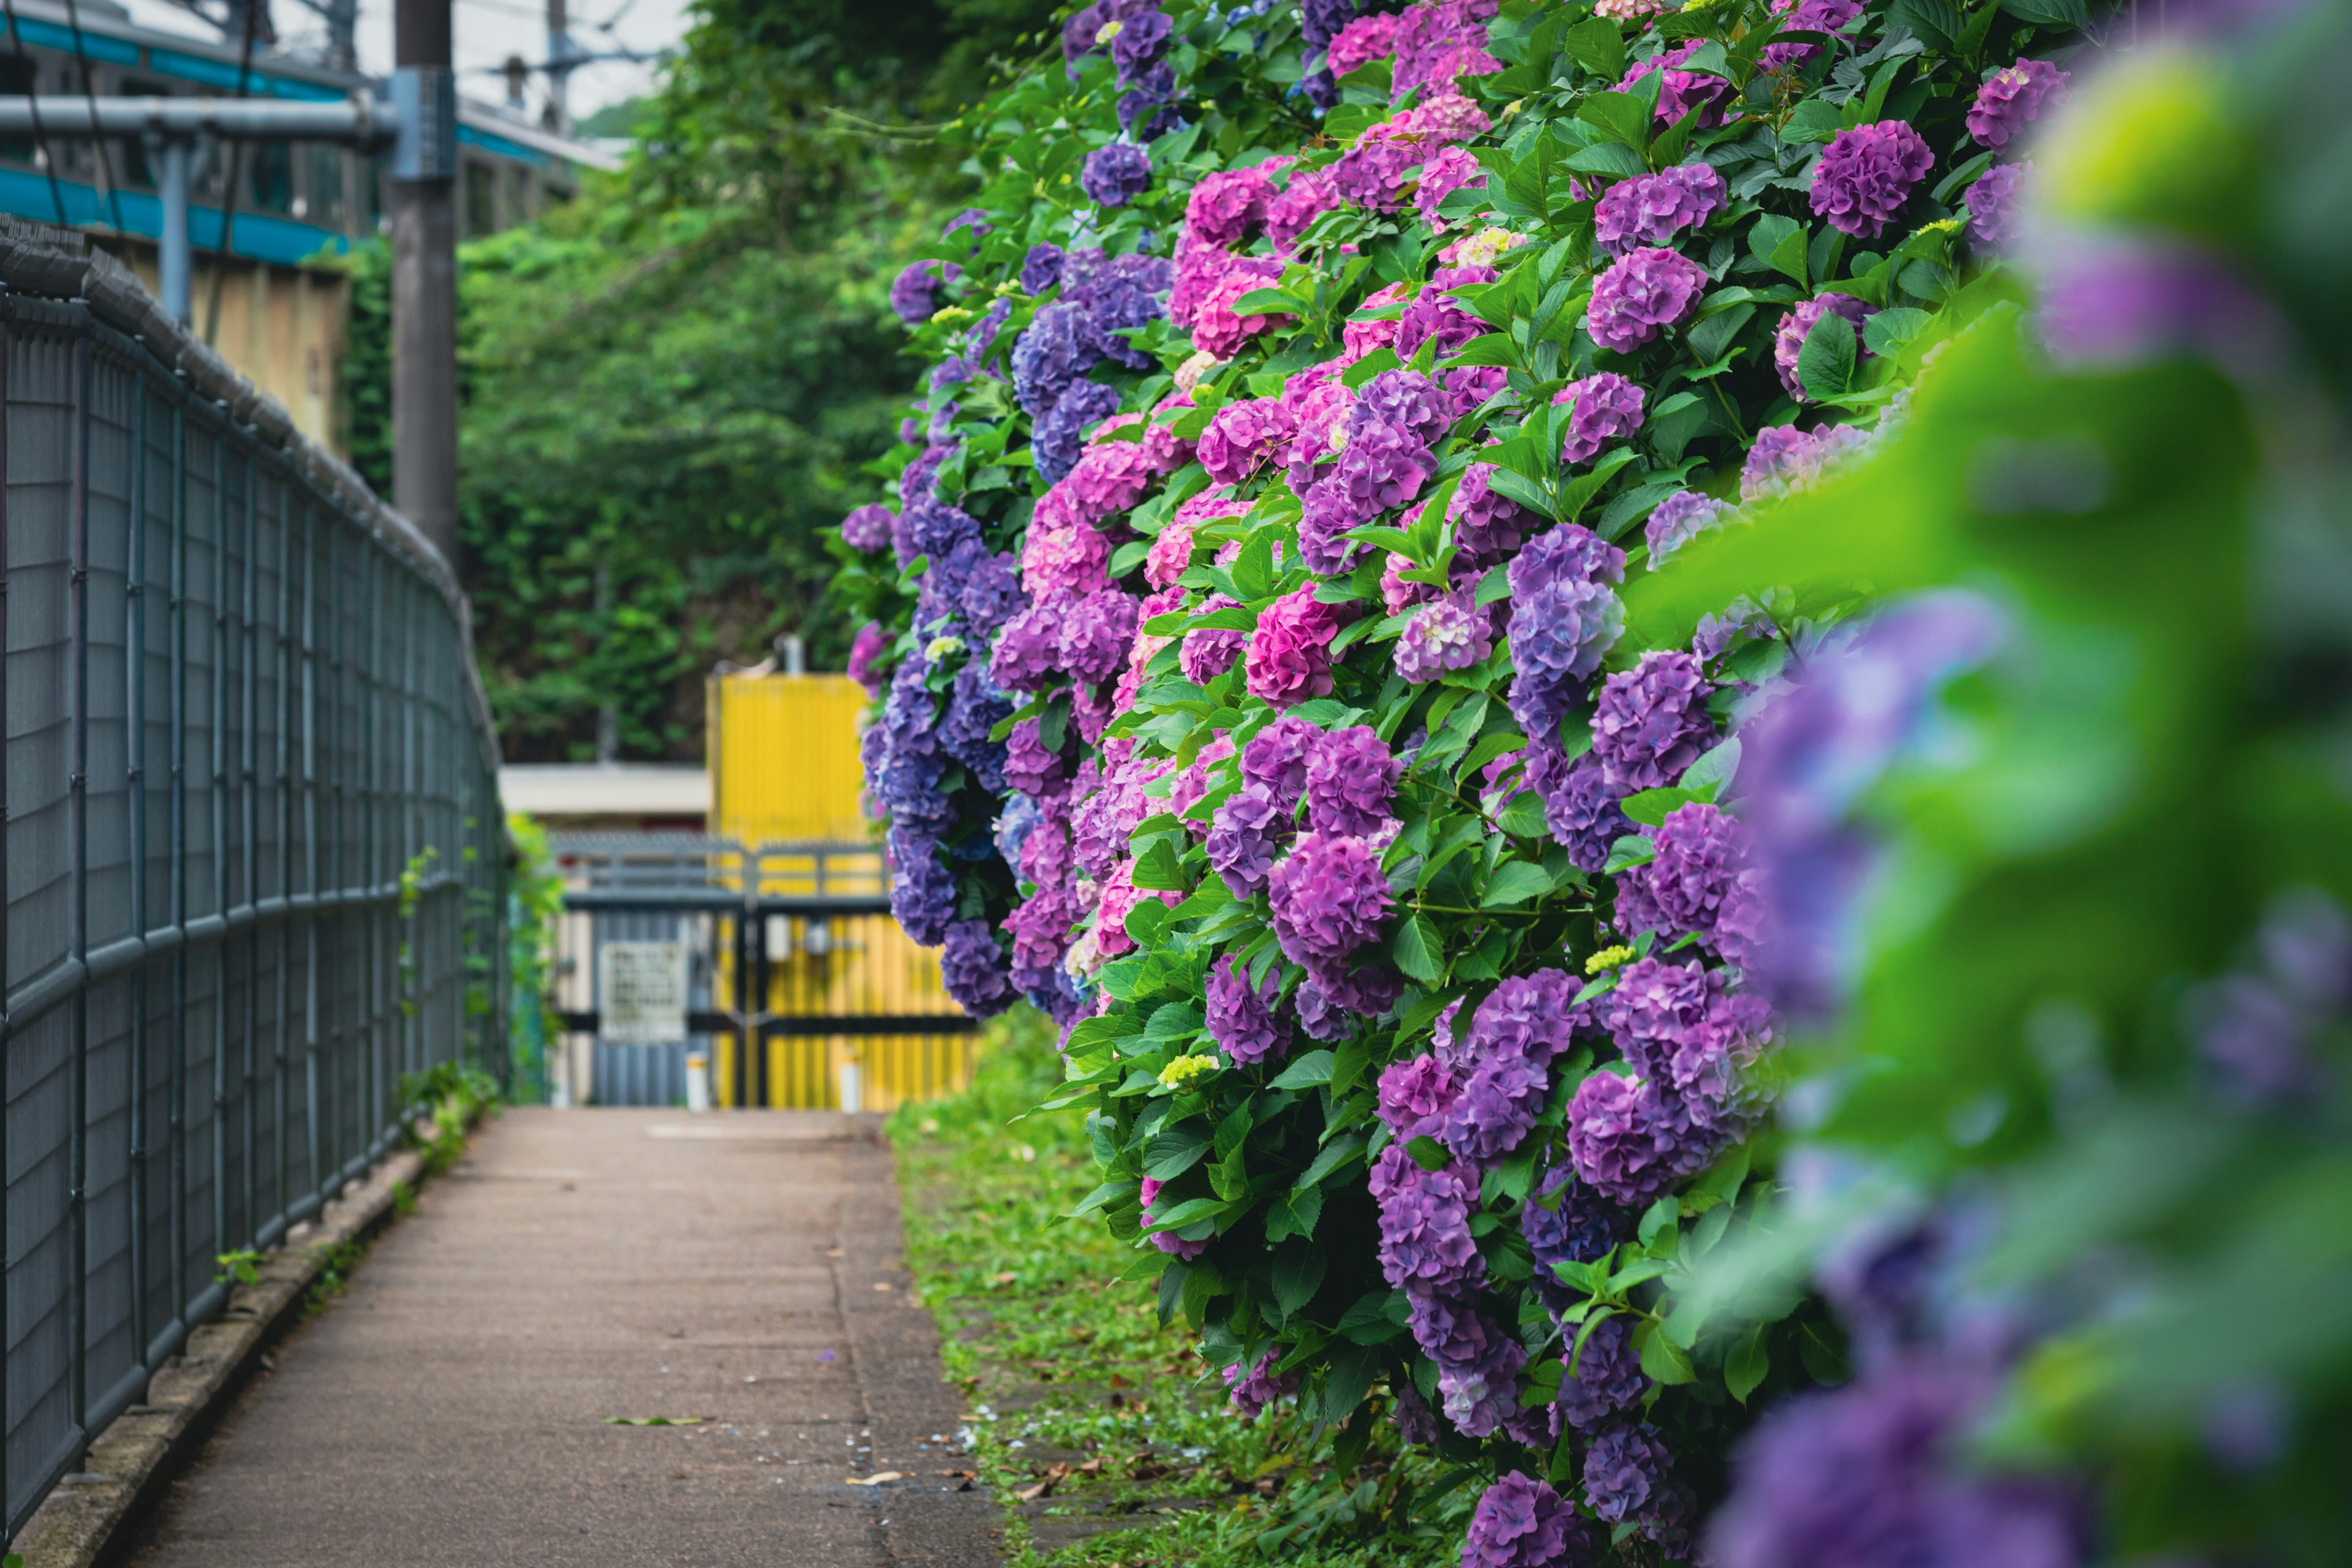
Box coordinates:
[111,0,691,125]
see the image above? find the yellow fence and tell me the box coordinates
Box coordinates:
[705,671,981,1110]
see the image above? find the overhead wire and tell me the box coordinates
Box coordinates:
[0,0,69,223]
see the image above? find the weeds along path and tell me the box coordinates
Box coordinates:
[121,1107,997,1568]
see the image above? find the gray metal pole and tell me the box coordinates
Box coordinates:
[157,136,190,325]
[391,0,459,566]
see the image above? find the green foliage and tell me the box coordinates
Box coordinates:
[399,1061,502,1176]
[327,237,393,496]
[447,0,1061,761]
[891,1008,1464,1566]
[303,1237,371,1319]
[507,814,566,1102]
[214,1249,263,1288]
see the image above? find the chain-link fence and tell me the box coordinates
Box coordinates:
[0,222,505,1538]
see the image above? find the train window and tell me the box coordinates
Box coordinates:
[116,75,172,189]
[464,160,493,236]
[310,144,345,228]
[251,141,294,214]
[0,58,32,164]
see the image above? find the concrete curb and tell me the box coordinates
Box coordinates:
[9,1145,434,1568]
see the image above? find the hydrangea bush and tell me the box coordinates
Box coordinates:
[827,0,2093,1559]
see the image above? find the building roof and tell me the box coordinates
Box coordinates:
[501,763,710,818]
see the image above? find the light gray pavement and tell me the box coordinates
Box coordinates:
[122,1108,998,1568]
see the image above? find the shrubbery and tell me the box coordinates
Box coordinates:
[842,0,2352,1564]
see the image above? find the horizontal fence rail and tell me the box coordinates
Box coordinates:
[0,223,505,1539]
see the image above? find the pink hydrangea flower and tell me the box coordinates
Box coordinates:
[1245,586,1344,707]
[1267,165,1344,251]
[1021,519,1112,597]
[1326,10,1402,76]
[1185,164,1278,249]
[1344,281,1412,362]
[1416,145,1486,228]
[1967,57,2068,151]
[1199,396,1300,486]
[1619,41,1735,126]
[1194,268,1295,357]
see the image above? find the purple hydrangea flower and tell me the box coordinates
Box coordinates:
[1305,725,1401,836]
[1809,119,1933,239]
[1378,1053,1459,1141]
[1605,955,1773,1129]
[1397,591,1496,684]
[1613,802,1764,968]
[1619,39,1734,126]
[1463,1472,1594,1568]
[1967,58,2068,151]
[841,502,894,552]
[1139,1174,1208,1260]
[1109,7,1172,81]
[1507,579,1625,742]
[905,497,983,564]
[1707,1357,2084,1568]
[1645,490,1731,568]
[1593,163,1726,255]
[940,920,1017,1016]
[1586,247,1709,352]
[1592,651,1714,793]
[889,259,960,323]
[1740,421,1873,502]
[990,596,1066,693]
[1268,832,1393,968]
[888,827,959,947]
[1182,593,1251,685]
[1522,1164,1627,1308]
[1567,1070,1719,1207]
[1449,464,1535,568]
[1022,242,1066,294]
[1466,969,1585,1063]
[1207,781,1288,899]
[848,622,890,698]
[1368,1144,1483,1291]
[1555,372,1647,464]
[1584,1420,1682,1527]
[1352,368,1453,450]
[1059,590,1140,684]
[1198,397,1298,486]
[1775,293,1875,401]
[1240,714,1320,804]
[1394,1381,1441,1447]
[1758,0,1863,72]
[938,662,1014,793]
[1082,143,1154,206]
[1033,378,1123,486]
[1966,161,2027,249]
[1436,1308,1529,1437]
[1224,1349,1298,1418]
[1557,1313,1648,1431]
[1440,1054,1551,1166]
[1518,744,1627,872]
[1012,303,1096,416]
[1207,953,1292,1065]
[956,547,1028,639]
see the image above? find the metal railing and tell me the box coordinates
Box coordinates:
[0,221,505,1537]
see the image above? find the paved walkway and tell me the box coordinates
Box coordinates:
[123,1109,998,1568]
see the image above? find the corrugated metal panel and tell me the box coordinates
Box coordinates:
[707,673,870,846]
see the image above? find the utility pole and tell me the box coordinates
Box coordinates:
[391,0,459,564]
[543,0,572,135]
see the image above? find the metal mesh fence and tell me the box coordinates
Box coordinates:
[0,277,505,1534]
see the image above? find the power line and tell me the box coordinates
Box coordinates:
[0,0,69,223]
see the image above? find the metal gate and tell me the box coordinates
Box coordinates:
[0,225,506,1536]
[546,835,978,1110]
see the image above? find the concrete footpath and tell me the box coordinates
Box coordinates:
[119,1108,998,1568]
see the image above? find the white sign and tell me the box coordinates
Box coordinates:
[599,941,689,1046]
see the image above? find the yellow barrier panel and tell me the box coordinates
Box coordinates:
[705,671,981,1109]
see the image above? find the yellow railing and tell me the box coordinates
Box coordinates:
[704,670,982,1110]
